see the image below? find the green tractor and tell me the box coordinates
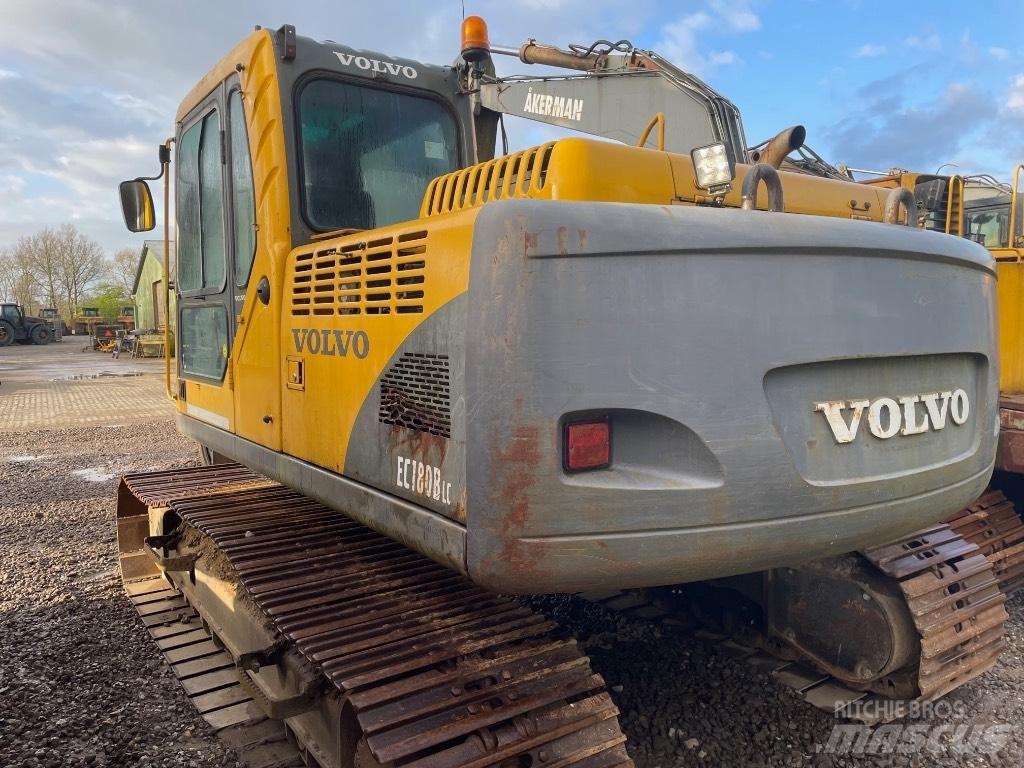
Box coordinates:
[0,304,54,346]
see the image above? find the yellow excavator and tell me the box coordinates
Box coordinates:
[771,143,1024,599]
[115,19,1006,766]
[850,167,1024,597]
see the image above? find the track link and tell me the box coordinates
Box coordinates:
[120,465,633,768]
[862,522,1008,701]
[947,489,1024,596]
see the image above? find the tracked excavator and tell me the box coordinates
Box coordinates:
[115,18,1005,766]
[846,167,1024,598]
[763,143,1024,602]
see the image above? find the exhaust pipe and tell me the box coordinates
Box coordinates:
[750,125,806,169]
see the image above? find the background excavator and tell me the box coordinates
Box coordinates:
[114,18,1005,767]
[771,147,1024,604]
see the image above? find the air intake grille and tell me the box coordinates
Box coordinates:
[420,142,555,217]
[291,230,427,316]
[379,353,451,438]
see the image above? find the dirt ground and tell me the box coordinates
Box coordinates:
[0,341,1021,767]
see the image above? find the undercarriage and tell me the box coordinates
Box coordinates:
[117,464,1024,762]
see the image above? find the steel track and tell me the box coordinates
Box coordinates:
[947,489,1024,596]
[119,464,634,768]
[583,521,1014,723]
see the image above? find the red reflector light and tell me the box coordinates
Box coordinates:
[564,419,611,472]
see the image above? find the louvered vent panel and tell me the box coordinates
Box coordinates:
[378,353,451,438]
[420,142,555,217]
[291,230,427,316]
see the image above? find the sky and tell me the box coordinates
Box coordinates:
[2,0,1024,256]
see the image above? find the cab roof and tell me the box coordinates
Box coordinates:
[177,25,454,123]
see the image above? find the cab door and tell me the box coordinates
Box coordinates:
[176,86,235,430]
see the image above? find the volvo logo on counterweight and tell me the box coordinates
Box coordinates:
[814,389,970,444]
[292,328,370,358]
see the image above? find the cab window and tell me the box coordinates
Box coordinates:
[229,91,257,286]
[178,110,226,293]
[297,79,459,231]
[180,305,229,380]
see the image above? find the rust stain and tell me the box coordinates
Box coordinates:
[577,228,588,250]
[524,230,539,255]
[556,225,568,256]
[488,396,547,583]
[996,429,1024,473]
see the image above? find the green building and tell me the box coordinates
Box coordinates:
[132,240,176,331]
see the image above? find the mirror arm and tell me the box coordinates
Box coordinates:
[137,144,172,183]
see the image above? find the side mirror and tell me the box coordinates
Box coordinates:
[119,179,155,232]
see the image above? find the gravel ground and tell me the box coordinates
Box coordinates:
[1,416,1022,767]
[542,594,1024,767]
[0,421,240,768]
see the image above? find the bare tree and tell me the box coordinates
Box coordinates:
[110,247,140,297]
[0,248,14,302]
[14,230,61,311]
[0,246,41,310]
[9,225,106,318]
[52,224,105,318]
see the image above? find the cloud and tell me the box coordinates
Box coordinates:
[824,82,995,171]
[655,12,714,72]
[904,32,941,51]
[959,30,978,65]
[709,51,738,66]
[0,0,653,253]
[0,174,26,197]
[709,0,760,32]
[1003,73,1024,115]
[855,43,885,58]
[655,1,759,75]
[854,62,932,99]
[990,46,1011,61]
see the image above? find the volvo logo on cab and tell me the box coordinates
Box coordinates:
[814,389,970,444]
[334,52,418,79]
[292,328,369,358]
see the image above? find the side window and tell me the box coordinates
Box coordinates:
[229,91,257,286]
[200,110,226,289]
[177,120,201,292]
[177,109,226,293]
[180,305,229,380]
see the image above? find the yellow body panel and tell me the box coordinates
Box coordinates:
[280,210,478,471]
[424,137,892,223]
[995,257,1024,394]
[672,159,890,220]
[183,377,235,432]
[862,172,1024,394]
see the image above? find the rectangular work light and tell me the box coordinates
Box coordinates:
[691,142,735,193]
